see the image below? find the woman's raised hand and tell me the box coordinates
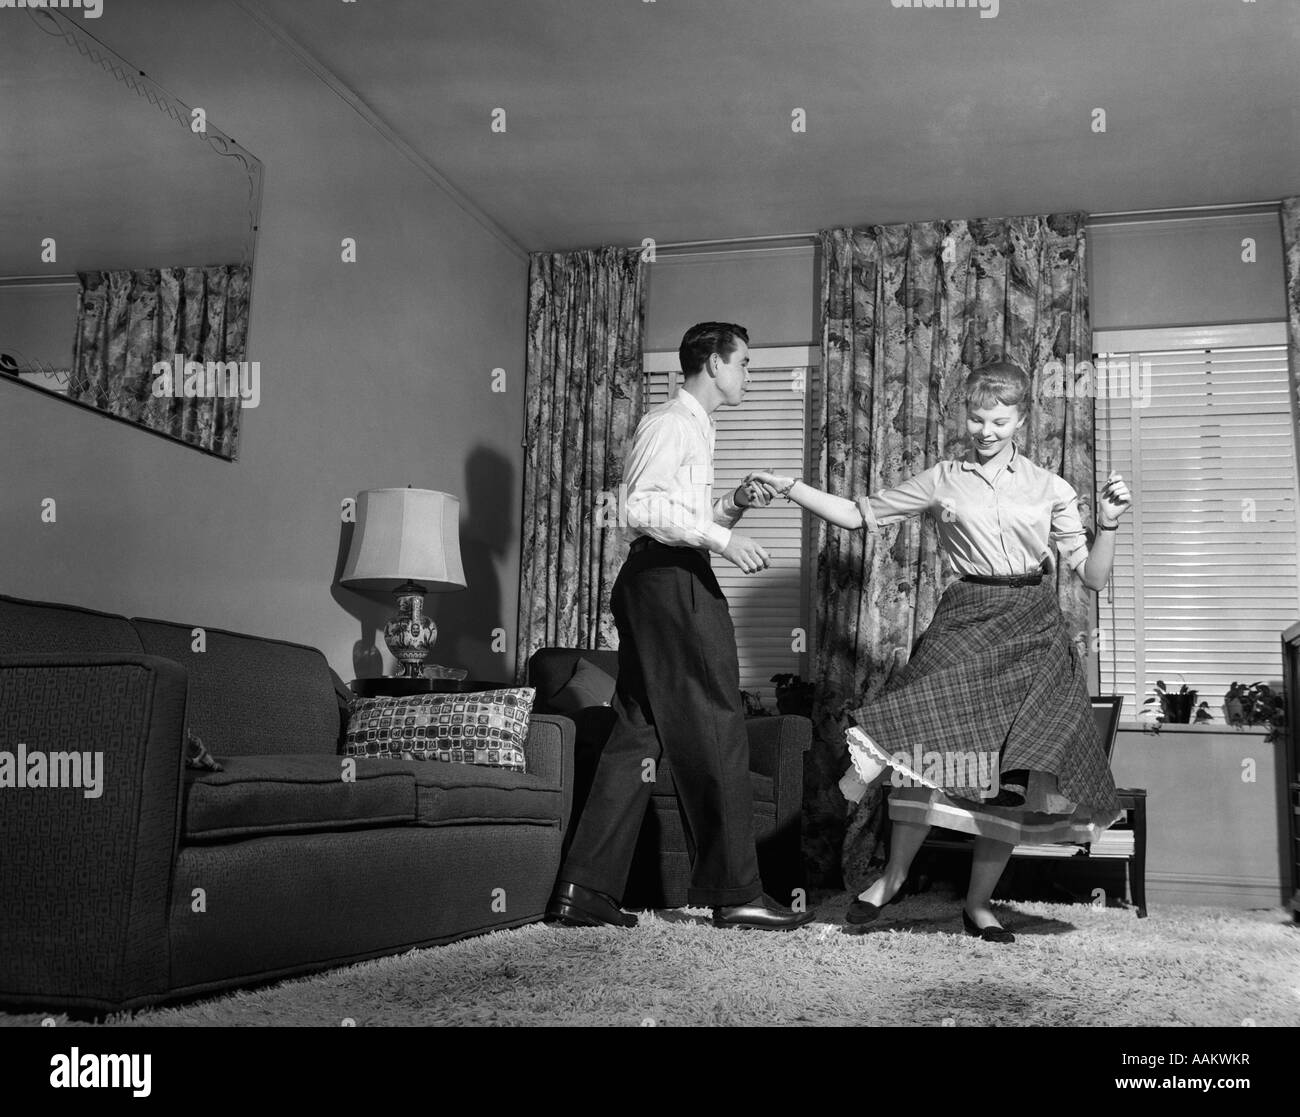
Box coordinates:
[1098,471,1132,525]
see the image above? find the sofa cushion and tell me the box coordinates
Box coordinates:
[549,657,616,714]
[344,689,535,772]
[407,758,564,827]
[183,755,417,842]
[131,618,343,758]
[528,648,619,711]
[0,594,142,656]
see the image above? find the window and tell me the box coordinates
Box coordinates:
[1093,323,1300,720]
[643,347,818,700]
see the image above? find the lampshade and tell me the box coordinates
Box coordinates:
[339,488,467,593]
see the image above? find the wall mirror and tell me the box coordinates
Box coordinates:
[0,8,263,460]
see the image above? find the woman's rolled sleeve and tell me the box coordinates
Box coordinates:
[856,469,940,531]
[1050,481,1090,573]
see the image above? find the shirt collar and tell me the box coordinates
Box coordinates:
[674,387,716,435]
[962,442,1020,473]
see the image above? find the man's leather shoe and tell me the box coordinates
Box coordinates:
[545,881,637,928]
[712,893,816,931]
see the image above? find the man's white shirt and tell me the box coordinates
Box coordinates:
[623,389,742,552]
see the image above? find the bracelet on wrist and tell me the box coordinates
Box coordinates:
[1097,518,1119,531]
[782,479,801,501]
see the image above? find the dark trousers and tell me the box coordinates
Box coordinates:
[559,541,762,907]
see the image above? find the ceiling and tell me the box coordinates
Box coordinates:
[253,0,1300,251]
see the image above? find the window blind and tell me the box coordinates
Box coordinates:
[1094,324,1300,720]
[643,348,817,700]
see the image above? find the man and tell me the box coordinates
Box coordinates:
[546,322,815,932]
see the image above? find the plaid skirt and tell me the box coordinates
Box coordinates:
[846,578,1121,845]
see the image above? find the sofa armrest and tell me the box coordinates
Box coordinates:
[0,652,189,1014]
[746,715,812,772]
[526,714,575,836]
[745,715,810,817]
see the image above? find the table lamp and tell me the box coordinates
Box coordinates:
[339,487,467,677]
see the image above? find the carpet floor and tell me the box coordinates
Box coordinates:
[5,891,1299,1027]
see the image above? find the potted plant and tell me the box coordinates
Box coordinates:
[770,673,815,718]
[740,690,770,718]
[1223,681,1286,743]
[1140,676,1211,727]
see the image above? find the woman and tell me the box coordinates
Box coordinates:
[750,360,1130,943]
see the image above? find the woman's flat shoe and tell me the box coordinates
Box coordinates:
[845,886,899,931]
[962,908,1015,943]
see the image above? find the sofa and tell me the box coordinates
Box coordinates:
[527,648,810,909]
[0,593,574,1016]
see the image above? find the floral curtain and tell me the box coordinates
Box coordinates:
[72,265,252,459]
[807,213,1095,891]
[1282,198,1300,488]
[516,247,646,673]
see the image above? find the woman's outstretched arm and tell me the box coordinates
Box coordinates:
[744,472,864,529]
[758,474,865,529]
[746,469,939,532]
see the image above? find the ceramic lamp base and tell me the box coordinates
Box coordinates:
[383,581,438,678]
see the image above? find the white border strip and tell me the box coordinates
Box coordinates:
[1094,322,1287,353]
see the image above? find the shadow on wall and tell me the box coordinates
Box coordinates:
[329,445,515,683]
[435,445,514,679]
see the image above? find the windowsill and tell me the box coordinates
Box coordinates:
[1118,720,1272,736]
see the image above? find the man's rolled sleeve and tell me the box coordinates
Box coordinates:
[714,489,743,528]
[623,412,733,550]
[624,416,694,545]
[701,522,732,553]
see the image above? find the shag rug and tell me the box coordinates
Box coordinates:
[5,891,1299,1027]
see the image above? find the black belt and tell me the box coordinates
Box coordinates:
[629,536,699,554]
[628,536,713,563]
[961,572,1044,587]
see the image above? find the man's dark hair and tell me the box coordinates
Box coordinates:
[679,322,749,377]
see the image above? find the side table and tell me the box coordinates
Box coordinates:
[1114,787,1148,918]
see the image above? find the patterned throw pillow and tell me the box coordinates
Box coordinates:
[344,688,534,772]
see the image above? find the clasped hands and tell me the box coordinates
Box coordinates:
[732,470,797,509]
[721,470,798,575]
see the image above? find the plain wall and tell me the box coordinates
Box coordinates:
[644,246,820,351]
[1089,212,1287,329]
[0,2,529,684]
[1111,726,1289,908]
[0,283,78,369]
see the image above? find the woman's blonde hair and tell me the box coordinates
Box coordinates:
[964,360,1031,413]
